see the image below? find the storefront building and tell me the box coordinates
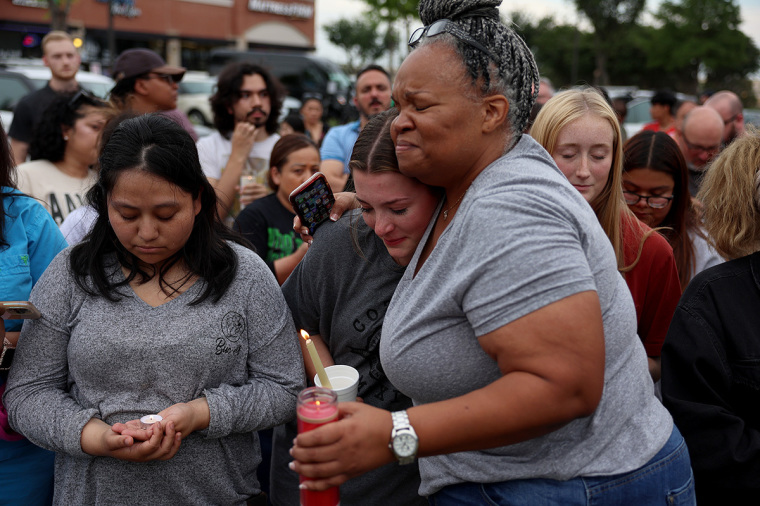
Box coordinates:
[0,0,316,72]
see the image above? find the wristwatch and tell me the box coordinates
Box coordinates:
[389,410,419,465]
[0,338,15,372]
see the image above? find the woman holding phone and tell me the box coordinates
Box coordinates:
[4,115,304,505]
[0,122,67,504]
[289,0,694,503]
[270,109,433,506]
[234,134,320,285]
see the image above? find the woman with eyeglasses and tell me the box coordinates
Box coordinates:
[623,130,724,289]
[289,1,694,504]
[16,91,113,226]
[531,88,682,384]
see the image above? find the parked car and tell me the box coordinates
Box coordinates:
[178,70,302,128]
[606,88,696,139]
[0,64,114,133]
[177,72,216,126]
[743,108,760,128]
[3,65,114,98]
[0,68,36,130]
[208,49,352,122]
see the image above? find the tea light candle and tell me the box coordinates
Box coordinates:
[140,414,163,429]
[300,330,332,389]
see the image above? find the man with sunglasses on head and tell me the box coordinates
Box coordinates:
[320,64,392,192]
[675,106,724,196]
[9,31,81,166]
[198,62,285,220]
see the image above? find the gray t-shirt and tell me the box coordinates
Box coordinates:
[271,213,426,506]
[4,243,306,505]
[380,135,673,496]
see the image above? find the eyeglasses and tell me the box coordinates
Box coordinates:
[623,191,674,209]
[67,89,107,110]
[681,131,721,155]
[409,19,496,61]
[302,92,323,102]
[143,72,182,85]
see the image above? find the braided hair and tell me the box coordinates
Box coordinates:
[416,0,539,148]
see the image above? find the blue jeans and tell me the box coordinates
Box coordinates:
[429,426,695,505]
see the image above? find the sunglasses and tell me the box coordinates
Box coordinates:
[67,88,108,109]
[144,72,183,85]
[409,19,496,61]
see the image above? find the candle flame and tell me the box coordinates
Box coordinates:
[315,400,321,407]
[300,329,310,341]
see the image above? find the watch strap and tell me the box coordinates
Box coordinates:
[390,410,418,465]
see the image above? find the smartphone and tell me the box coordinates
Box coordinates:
[0,301,42,320]
[289,172,335,235]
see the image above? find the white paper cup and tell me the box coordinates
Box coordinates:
[314,365,360,402]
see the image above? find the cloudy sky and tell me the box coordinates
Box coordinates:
[312,0,760,72]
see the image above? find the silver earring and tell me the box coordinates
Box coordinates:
[64,135,69,141]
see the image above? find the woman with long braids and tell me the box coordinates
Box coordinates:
[289,0,695,504]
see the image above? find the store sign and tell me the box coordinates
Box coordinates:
[95,0,142,18]
[248,0,313,19]
[11,0,47,8]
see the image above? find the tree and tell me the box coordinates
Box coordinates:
[323,16,399,74]
[508,11,596,89]
[360,0,419,71]
[573,0,646,85]
[647,0,759,97]
[48,0,76,31]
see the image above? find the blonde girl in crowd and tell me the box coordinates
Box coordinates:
[531,87,682,382]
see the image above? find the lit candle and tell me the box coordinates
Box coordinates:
[300,330,332,389]
[140,414,163,429]
[297,387,340,506]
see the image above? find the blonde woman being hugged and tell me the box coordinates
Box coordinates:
[531,87,682,382]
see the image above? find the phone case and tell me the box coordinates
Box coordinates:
[0,301,42,320]
[289,172,335,235]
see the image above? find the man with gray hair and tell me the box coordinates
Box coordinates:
[676,106,724,196]
[705,90,745,146]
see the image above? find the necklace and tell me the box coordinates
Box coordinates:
[442,187,469,221]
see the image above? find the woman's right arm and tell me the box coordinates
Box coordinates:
[290,290,606,488]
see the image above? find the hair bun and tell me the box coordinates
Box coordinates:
[419,0,501,26]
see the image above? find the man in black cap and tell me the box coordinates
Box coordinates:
[110,48,185,115]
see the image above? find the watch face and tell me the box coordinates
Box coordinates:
[393,433,418,458]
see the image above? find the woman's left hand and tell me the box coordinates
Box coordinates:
[289,402,395,491]
[157,398,210,437]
